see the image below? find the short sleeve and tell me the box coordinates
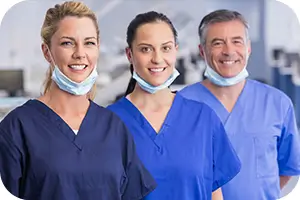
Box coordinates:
[0,123,23,198]
[278,103,300,175]
[212,120,241,191]
[120,124,157,200]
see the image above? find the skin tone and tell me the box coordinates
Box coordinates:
[39,16,100,131]
[125,21,178,133]
[199,19,290,189]
[125,21,223,200]
[199,20,251,113]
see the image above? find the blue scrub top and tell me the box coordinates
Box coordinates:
[107,93,241,200]
[0,99,156,200]
[180,79,300,200]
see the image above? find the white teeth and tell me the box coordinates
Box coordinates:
[222,61,235,65]
[149,68,164,72]
[69,65,86,70]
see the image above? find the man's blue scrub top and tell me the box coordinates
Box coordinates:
[180,79,300,200]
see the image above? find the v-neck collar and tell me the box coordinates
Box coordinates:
[197,79,249,125]
[28,99,94,150]
[119,93,182,141]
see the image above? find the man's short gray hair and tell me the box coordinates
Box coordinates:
[198,9,250,45]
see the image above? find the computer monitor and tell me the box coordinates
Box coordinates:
[0,69,24,97]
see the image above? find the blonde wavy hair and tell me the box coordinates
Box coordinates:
[41,1,99,100]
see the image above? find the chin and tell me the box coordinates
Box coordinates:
[150,78,170,86]
[69,76,87,83]
[219,69,242,78]
[145,80,162,87]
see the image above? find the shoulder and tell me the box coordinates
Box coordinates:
[248,79,292,108]
[179,82,202,94]
[177,93,221,122]
[106,98,124,112]
[249,79,288,97]
[90,100,126,126]
[0,100,35,149]
[0,100,33,128]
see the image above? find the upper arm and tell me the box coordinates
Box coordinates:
[120,123,157,200]
[212,119,241,191]
[278,103,300,175]
[0,124,23,198]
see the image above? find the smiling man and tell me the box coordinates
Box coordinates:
[180,9,300,200]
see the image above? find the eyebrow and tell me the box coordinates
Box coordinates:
[210,38,224,44]
[60,36,97,41]
[232,36,244,41]
[137,41,174,47]
[210,36,244,44]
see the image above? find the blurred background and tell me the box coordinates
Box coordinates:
[0,0,299,197]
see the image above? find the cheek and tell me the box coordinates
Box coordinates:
[164,53,177,66]
[54,49,71,65]
[87,49,99,63]
[133,54,150,70]
[240,49,249,60]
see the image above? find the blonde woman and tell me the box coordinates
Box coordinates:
[0,2,156,200]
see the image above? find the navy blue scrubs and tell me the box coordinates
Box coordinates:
[0,99,156,200]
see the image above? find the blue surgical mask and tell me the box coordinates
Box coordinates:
[132,68,180,94]
[46,45,98,95]
[51,65,98,96]
[203,52,249,86]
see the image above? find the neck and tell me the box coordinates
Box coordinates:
[127,85,175,109]
[39,81,90,115]
[202,79,246,102]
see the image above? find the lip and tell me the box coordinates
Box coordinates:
[68,64,88,66]
[148,66,167,69]
[68,64,89,73]
[219,60,239,64]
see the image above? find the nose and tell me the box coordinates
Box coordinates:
[222,43,235,57]
[151,50,164,64]
[73,43,86,59]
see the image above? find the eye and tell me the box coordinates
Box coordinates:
[162,46,172,52]
[212,42,222,47]
[61,41,73,46]
[141,47,151,53]
[233,40,242,44]
[86,41,96,45]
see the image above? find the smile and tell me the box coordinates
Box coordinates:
[149,68,166,72]
[68,65,87,70]
[220,60,238,65]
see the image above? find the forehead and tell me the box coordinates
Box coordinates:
[205,20,246,40]
[134,21,174,45]
[54,16,97,38]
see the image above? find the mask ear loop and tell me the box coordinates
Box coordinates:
[45,44,57,68]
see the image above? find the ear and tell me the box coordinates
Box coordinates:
[41,43,52,64]
[97,39,101,49]
[175,44,179,51]
[125,47,133,63]
[247,40,252,57]
[198,44,205,59]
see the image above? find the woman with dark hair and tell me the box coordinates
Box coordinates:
[107,11,241,200]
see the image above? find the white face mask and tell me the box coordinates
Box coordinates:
[132,68,180,94]
[46,45,98,95]
[203,50,249,86]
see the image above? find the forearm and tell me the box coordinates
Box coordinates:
[280,176,291,189]
[212,188,223,200]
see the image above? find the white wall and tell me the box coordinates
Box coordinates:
[265,0,300,59]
